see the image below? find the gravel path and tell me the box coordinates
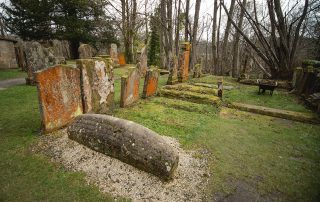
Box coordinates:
[33,129,210,202]
[0,78,25,90]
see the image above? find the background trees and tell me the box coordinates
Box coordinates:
[1,0,118,58]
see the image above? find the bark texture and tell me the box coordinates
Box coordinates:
[67,114,179,181]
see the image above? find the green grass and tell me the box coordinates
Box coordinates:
[1,73,319,201]
[0,69,27,81]
[0,86,116,201]
[191,75,311,113]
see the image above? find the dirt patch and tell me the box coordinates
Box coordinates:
[32,129,210,201]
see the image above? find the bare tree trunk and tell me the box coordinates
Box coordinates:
[220,0,236,75]
[144,0,148,44]
[185,0,190,41]
[216,3,222,75]
[231,0,247,78]
[190,0,202,71]
[211,0,218,74]
[175,0,182,55]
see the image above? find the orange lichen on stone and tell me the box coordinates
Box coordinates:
[143,68,159,98]
[118,53,126,66]
[34,65,83,133]
[120,67,140,107]
[178,42,190,83]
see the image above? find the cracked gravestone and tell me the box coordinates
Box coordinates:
[76,58,114,114]
[34,65,83,133]
[68,114,179,181]
[120,67,140,107]
[142,68,160,98]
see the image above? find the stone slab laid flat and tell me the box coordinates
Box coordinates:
[191,82,234,90]
[159,88,221,106]
[229,102,320,124]
[163,83,218,96]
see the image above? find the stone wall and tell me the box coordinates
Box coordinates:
[0,39,18,69]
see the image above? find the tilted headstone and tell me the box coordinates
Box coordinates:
[137,46,148,76]
[34,65,83,133]
[68,114,179,180]
[78,44,94,59]
[167,55,179,85]
[76,58,115,114]
[193,64,202,78]
[120,67,140,107]
[178,42,191,82]
[109,43,119,66]
[142,68,160,98]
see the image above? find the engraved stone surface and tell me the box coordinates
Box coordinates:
[142,68,159,98]
[120,67,140,107]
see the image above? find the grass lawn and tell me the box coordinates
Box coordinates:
[1,67,319,201]
[0,69,27,81]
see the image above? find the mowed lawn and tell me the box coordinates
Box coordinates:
[0,68,320,201]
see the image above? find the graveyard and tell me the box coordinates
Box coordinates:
[1,0,320,201]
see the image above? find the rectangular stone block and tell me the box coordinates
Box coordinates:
[120,67,140,107]
[167,55,179,85]
[142,68,160,98]
[34,65,83,133]
[76,58,115,114]
[178,43,190,83]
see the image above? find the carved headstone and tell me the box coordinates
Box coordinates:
[142,68,160,98]
[68,114,179,180]
[109,43,119,66]
[78,44,94,59]
[120,67,140,107]
[167,55,179,85]
[137,46,148,76]
[76,58,115,114]
[0,38,17,69]
[34,65,83,133]
[292,67,303,90]
[178,42,190,82]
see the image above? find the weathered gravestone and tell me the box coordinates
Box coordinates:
[24,41,49,85]
[167,55,179,85]
[78,44,94,59]
[68,114,179,180]
[76,58,115,114]
[109,43,119,66]
[178,42,190,82]
[193,64,202,78]
[120,67,140,107]
[292,67,303,90]
[142,68,160,98]
[34,65,83,133]
[137,46,148,76]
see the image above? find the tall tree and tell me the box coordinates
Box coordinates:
[211,0,218,74]
[184,0,190,41]
[231,0,247,78]
[222,0,310,78]
[190,0,202,70]
[220,0,236,75]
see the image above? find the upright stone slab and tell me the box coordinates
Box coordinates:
[119,53,126,66]
[78,44,94,59]
[109,43,119,66]
[292,67,303,90]
[167,55,179,85]
[142,68,160,98]
[137,46,148,76]
[24,41,49,85]
[193,63,202,78]
[178,42,190,82]
[34,65,83,133]
[76,58,114,114]
[120,67,140,107]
